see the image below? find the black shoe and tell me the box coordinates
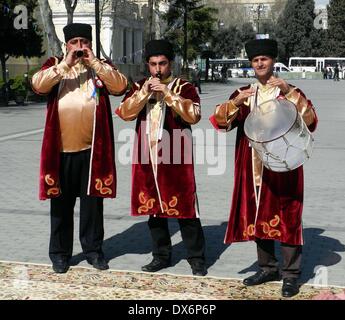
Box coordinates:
[243,270,280,286]
[141,258,171,272]
[190,262,207,276]
[87,256,109,270]
[282,278,299,298]
[52,257,70,274]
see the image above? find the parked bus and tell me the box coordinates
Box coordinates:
[288,57,345,72]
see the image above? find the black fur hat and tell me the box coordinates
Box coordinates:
[245,39,278,61]
[145,39,175,61]
[63,23,92,43]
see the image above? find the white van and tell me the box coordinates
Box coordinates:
[274,62,291,72]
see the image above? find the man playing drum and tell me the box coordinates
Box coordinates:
[209,39,318,297]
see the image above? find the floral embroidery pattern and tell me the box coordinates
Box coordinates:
[95,174,113,195]
[138,192,156,214]
[261,215,281,238]
[243,224,255,237]
[137,193,180,216]
[162,196,179,216]
[45,174,60,196]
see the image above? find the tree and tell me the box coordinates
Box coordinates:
[310,28,331,57]
[99,0,115,60]
[0,0,44,104]
[64,0,78,25]
[275,0,316,63]
[188,6,217,59]
[259,21,276,37]
[212,26,242,59]
[38,0,115,60]
[211,23,255,60]
[327,0,345,56]
[38,0,63,57]
[164,0,217,64]
[37,0,81,58]
[239,22,256,44]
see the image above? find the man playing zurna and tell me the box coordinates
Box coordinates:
[116,39,207,276]
[32,23,127,274]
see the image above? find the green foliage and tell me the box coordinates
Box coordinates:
[211,23,255,59]
[239,23,255,44]
[327,0,345,56]
[0,0,44,103]
[163,0,217,61]
[10,75,27,96]
[0,0,44,59]
[188,6,217,60]
[212,26,241,58]
[259,21,276,37]
[275,0,316,63]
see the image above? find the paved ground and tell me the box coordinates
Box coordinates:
[0,79,344,291]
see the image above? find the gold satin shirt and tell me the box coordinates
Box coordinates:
[32,58,127,152]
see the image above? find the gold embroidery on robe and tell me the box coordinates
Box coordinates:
[44,174,60,196]
[95,174,113,195]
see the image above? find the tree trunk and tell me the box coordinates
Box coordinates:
[183,2,188,70]
[147,0,154,41]
[99,0,118,61]
[38,0,63,57]
[0,53,9,105]
[64,0,78,25]
[100,44,111,61]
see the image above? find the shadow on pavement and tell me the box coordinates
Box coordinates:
[70,220,179,266]
[301,227,345,284]
[71,220,232,269]
[237,228,345,284]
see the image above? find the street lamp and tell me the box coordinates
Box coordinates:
[250,3,265,34]
[95,0,100,58]
[183,0,188,72]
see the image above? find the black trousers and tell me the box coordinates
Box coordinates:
[49,149,104,263]
[147,216,206,265]
[256,238,302,279]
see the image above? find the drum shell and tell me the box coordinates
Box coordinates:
[244,99,314,172]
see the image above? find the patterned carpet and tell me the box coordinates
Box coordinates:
[0,261,343,300]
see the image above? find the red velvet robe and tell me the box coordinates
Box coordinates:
[210,85,318,245]
[118,78,199,218]
[37,57,116,200]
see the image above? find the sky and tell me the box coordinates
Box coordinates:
[314,0,329,6]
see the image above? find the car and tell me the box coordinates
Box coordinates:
[274,62,291,72]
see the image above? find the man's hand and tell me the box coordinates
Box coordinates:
[267,76,291,94]
[65,49,81,68]
[81,47,96,66]
[65,47,96,68]
[232,88,255,107]
[145,77,169,96]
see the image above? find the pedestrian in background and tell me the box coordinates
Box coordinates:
[333,64,340,81]
[191,63,202,94]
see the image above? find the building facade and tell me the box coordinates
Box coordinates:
[49,0,145,79]
[202,0,287,32]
